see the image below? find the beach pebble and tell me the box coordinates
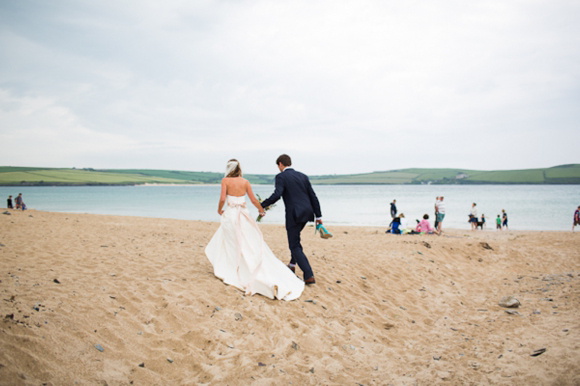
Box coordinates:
[531,348,546,357]
[234,313,243,321]
[433,356,441,361]
[258,362,266,367]
[167,358,173,363]
[292,341,299,350]
[499,296,521,308]
[533,310,541,314]
[53,279,60,284]
[214,306,221,311]
[2,211,11,215]
[94,344,104,352]
[505,310,519,315]
[480,242,493,250]
[305,299,316,304]
[384,323,395,330]
[139,363,145,368]
[309,367,315,373]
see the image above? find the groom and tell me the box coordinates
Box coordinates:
[260,154,322,285]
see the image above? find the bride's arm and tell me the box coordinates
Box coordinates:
[246,180,265,214]
[218,179,227,215]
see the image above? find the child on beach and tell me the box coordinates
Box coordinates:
[496,215,501,230]
[14,193,23,210]
[574,206,580,232]
[502,209,508,230]
[7,195,13,209]
[478,214,486,229]
[416,214,438,235]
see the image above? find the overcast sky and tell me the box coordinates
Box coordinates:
[0,0,579,175]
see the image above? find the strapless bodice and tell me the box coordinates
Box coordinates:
[227,195,246,207]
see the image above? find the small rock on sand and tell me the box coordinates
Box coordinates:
[499,296,521,308]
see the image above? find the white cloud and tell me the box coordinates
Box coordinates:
[0,0,578,174]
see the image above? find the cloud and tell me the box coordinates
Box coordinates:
[0,0,579,174]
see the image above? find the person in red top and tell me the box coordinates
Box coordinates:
[574,206,580,232]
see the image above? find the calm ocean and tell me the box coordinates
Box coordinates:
[1,185,578,231]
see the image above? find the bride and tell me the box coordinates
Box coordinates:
[205,159,305,301]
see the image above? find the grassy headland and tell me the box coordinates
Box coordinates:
[0,164,578,186]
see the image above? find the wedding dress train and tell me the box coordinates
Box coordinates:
[205,195,304,301]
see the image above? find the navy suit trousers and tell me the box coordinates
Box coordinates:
[286,221,313,280]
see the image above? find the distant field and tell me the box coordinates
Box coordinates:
[0,168,191,186]
[309,165,580,185]
[103,169,275,185]
[0,164,579,185]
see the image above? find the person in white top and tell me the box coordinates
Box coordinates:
[435,196,446,234]
[470,203,478,230]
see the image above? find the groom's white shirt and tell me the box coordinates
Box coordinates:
[281,166,321,221]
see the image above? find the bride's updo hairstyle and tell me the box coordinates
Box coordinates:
[225,159,242,177]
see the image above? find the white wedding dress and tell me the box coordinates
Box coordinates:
[205,195,304,301]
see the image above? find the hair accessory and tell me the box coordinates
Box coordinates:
[225,160,239,177]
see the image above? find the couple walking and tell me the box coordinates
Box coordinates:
[205,154,322,301]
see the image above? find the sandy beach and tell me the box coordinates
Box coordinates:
[1,209,579,385]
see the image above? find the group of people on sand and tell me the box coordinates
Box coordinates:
[6,193,26,211]
[387,197,515,235]
[387,196,445,235]
[468,203,508,231]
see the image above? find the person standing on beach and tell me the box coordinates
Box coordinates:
[14,193,23,210]
[434,197,440,230]
[390,199,397,218]
[573,206,579,232]
[435,196,445,234]
[260,154,323,285]
[7,195,13,209]
[470,203,478,230]
[502,209,508,230]
[496,215,502,230]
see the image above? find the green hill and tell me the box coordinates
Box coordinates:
[0,164,579,186]
[0,168,193,186]
[309,164,580,185]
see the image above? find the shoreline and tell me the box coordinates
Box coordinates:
[2,208,576,233]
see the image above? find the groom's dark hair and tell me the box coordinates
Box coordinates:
[276,154,292,167]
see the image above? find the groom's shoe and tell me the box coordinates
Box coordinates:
[287,264,296,273]
[304,277,316,285]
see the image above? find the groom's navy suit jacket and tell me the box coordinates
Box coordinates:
[260,168,322,228]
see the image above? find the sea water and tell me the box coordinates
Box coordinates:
[0,185,578,231]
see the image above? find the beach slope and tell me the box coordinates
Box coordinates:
[1,210,579,384]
